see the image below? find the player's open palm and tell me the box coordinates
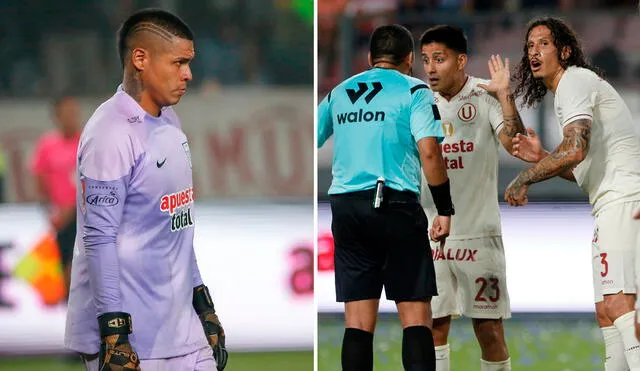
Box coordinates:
[477,54,510,98]
[512,128,545,163]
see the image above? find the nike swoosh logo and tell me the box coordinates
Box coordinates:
[157,159,167,168]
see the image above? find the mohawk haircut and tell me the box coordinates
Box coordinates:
[117,8,194,68]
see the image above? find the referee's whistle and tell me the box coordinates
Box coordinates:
[373,177,385,209]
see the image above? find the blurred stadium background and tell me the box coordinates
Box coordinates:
[0,1,313,370]
[317,1,640,370]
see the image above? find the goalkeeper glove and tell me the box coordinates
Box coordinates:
[193,284,228,370]
[97,312,140,371]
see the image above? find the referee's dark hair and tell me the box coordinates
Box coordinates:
[117,8,194,68]
[370,24,415,66]
[420,25,468,54]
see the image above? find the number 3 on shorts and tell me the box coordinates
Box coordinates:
[475,277,500,302]
[600,252,608,277]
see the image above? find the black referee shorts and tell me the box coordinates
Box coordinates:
[329,187,437,303]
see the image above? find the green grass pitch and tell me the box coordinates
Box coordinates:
[319,313,604,371]
[0,350,313,371]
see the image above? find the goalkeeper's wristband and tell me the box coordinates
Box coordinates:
[193,284,216,314]
[428,179,455,216]
[98,312,133,338]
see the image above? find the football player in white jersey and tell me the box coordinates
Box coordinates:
[419,25,528,371]
[507,17,640,371]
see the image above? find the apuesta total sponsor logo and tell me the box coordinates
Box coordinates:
[160,187,195,232]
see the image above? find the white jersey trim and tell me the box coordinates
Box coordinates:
[561,113,593,127]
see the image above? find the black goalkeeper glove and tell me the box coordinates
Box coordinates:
[98,312,140,371]
[193,284,228,370]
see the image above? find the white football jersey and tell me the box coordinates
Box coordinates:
[554,67,640,215]
[421,76,504,239]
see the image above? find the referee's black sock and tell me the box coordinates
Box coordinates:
[402,325,435,371]
[341,327,374,371]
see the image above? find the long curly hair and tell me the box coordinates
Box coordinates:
[512,17,604,108]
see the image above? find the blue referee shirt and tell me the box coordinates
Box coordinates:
[318,67,443,195]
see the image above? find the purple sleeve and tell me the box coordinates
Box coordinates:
[82,176,129,315]
[78,127,140,316]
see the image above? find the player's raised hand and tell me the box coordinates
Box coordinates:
[504,176,529,207]
[477,54,511,98]
[430,215,451,253]
[512,128,545,163]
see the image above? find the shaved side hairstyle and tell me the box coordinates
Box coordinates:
[117,8,194,68]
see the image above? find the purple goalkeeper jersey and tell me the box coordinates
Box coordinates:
[64,86,209,359]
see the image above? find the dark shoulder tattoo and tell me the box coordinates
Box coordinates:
[517,118,591,185]
[559,118,591,153]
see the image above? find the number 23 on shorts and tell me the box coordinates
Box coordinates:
[475,277,501,302]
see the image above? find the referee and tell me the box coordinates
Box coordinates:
[318,24,454,371]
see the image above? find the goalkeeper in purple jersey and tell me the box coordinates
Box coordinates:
[64,9,227,371]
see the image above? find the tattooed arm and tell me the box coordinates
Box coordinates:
[525,157,577,182]
[504,119,590,206]
[518,119,590,184]
[511,128,576,182]
[496,92,527,154]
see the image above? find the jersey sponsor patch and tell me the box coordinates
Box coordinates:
[160,187,195,232]
[439,139,475,170]
[432,247,478,262]
[85,192,119,207]
[336,109,385,124]
[83,182,120,208]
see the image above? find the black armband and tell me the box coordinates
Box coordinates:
[98,312,133,337]
[428,179,455,216]
[193,284,216,314]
